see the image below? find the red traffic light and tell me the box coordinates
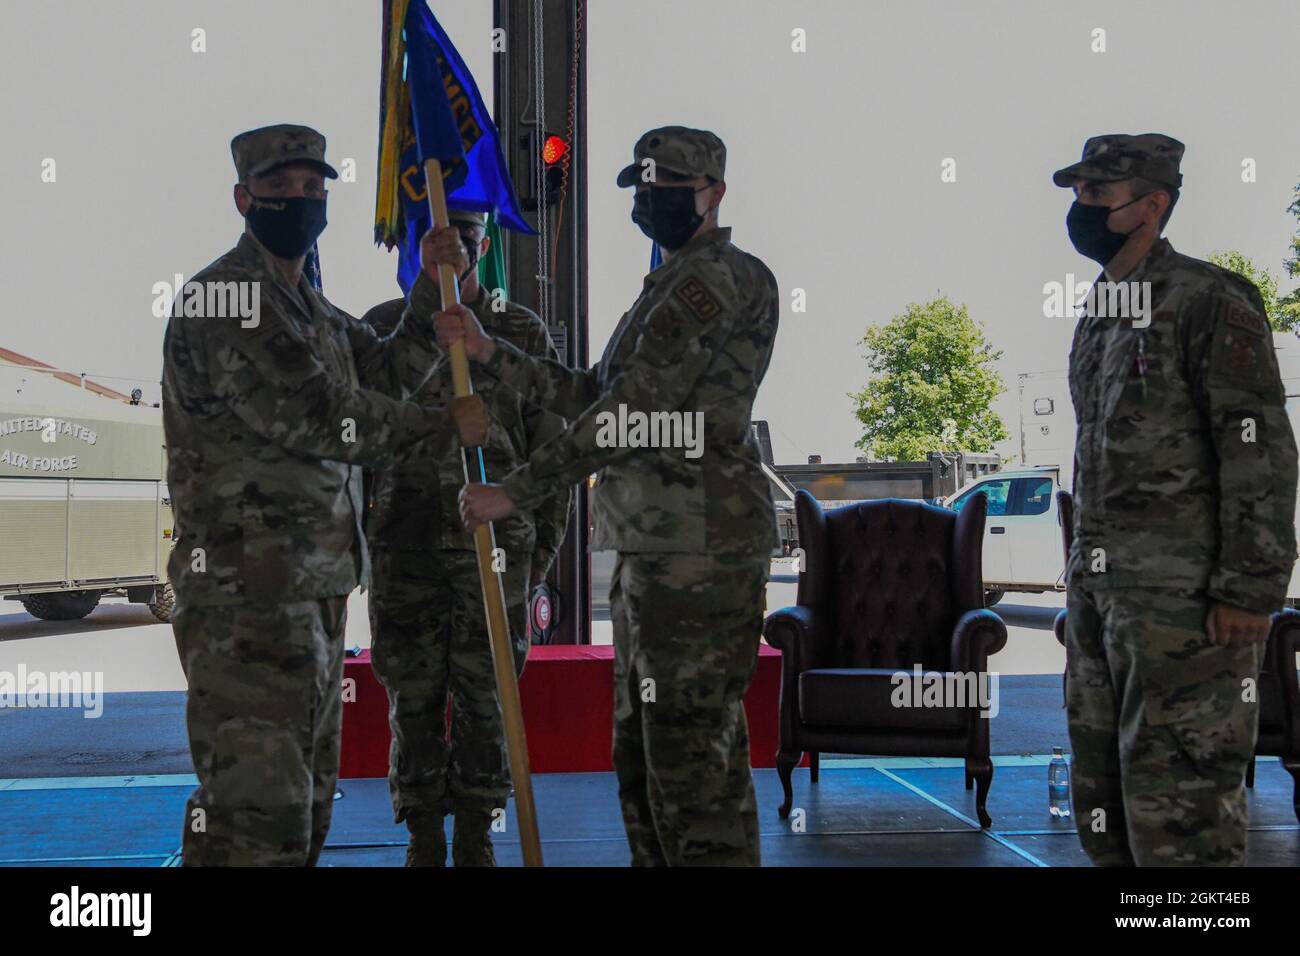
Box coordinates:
[542,135,569,166]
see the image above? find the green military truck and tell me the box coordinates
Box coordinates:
[0,393,175,622]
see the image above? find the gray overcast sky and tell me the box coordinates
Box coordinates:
[3,0,1297,463]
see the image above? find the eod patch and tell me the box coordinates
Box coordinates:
[673,276,723,321]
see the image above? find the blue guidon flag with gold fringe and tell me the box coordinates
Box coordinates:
[375,0,534,295]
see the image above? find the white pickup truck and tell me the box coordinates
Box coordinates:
[949,332,1300,607]
[944,467,1065,606]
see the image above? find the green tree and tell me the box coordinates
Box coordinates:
[1208,249,1297,332]
[850,296,1008,461]
[1281,184,1300,325]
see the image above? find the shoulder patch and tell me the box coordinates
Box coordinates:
[1227,338,1257,371]
[1207,304,1281,396]
[1218,297,1267,338]
[673,276,723,321]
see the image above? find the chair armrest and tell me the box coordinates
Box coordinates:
[950,608,1008,673]
[764,605,819,675]
[1267,608,1300,755]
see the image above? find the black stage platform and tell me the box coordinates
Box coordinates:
[3,749,1297,867]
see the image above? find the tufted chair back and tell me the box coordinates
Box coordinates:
[793,491,987,671]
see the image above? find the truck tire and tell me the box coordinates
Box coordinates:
[19,589,102,621]
[148,583,176,623]
[983,589,1005,608]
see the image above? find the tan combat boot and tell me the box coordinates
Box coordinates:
[404,810,447,867]
[451,807,497,867]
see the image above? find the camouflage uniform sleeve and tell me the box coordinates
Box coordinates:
[344,272,445,399]
[200,306,448,466]
[1186,287,1299,613]
[500,270,727,511]
[520,322,573,581]
[482,336,601,420]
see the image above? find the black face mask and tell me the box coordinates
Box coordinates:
[244,192,328,259]
[1065,193,1150,266]
[632,185,706,250]
[459,235,482,284]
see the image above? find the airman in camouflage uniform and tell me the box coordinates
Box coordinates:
[441,127,781,865]
[1056,134,1299,866]
[163,124,486,866]
[361,207,571,867]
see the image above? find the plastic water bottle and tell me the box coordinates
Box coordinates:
[1048,747,1071,818]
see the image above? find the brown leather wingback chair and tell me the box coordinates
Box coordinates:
[1053,489,1300,821]
[1052,491,1072,648]
[764,491,1008,828]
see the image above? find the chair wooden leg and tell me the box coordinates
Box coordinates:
[1283,757,1300,824]
[1245,755,1256,789]
[964,768,973,790]
[777,749,800,819]
[809,751,820,784]
[966,757,993,828]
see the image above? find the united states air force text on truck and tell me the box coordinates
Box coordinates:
[0,356,174,622]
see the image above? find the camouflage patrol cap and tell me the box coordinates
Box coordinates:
[616,126,726,188]
[1053,133,1184,189]
[231,123,339,182]
[447,207,488,228]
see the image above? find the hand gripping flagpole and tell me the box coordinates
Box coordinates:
[424,158,543,868]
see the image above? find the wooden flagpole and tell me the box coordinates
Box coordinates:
[423,157,543,868]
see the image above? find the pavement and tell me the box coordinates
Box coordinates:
[0,578,1068,780]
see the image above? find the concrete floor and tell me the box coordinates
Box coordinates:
[0,577,1068,696]
[0,675,1076,780]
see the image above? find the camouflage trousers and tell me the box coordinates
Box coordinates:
[1065,586,1262,866]
[610,550,768,866]
[369,549,530,821]
[172,597,347,866]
